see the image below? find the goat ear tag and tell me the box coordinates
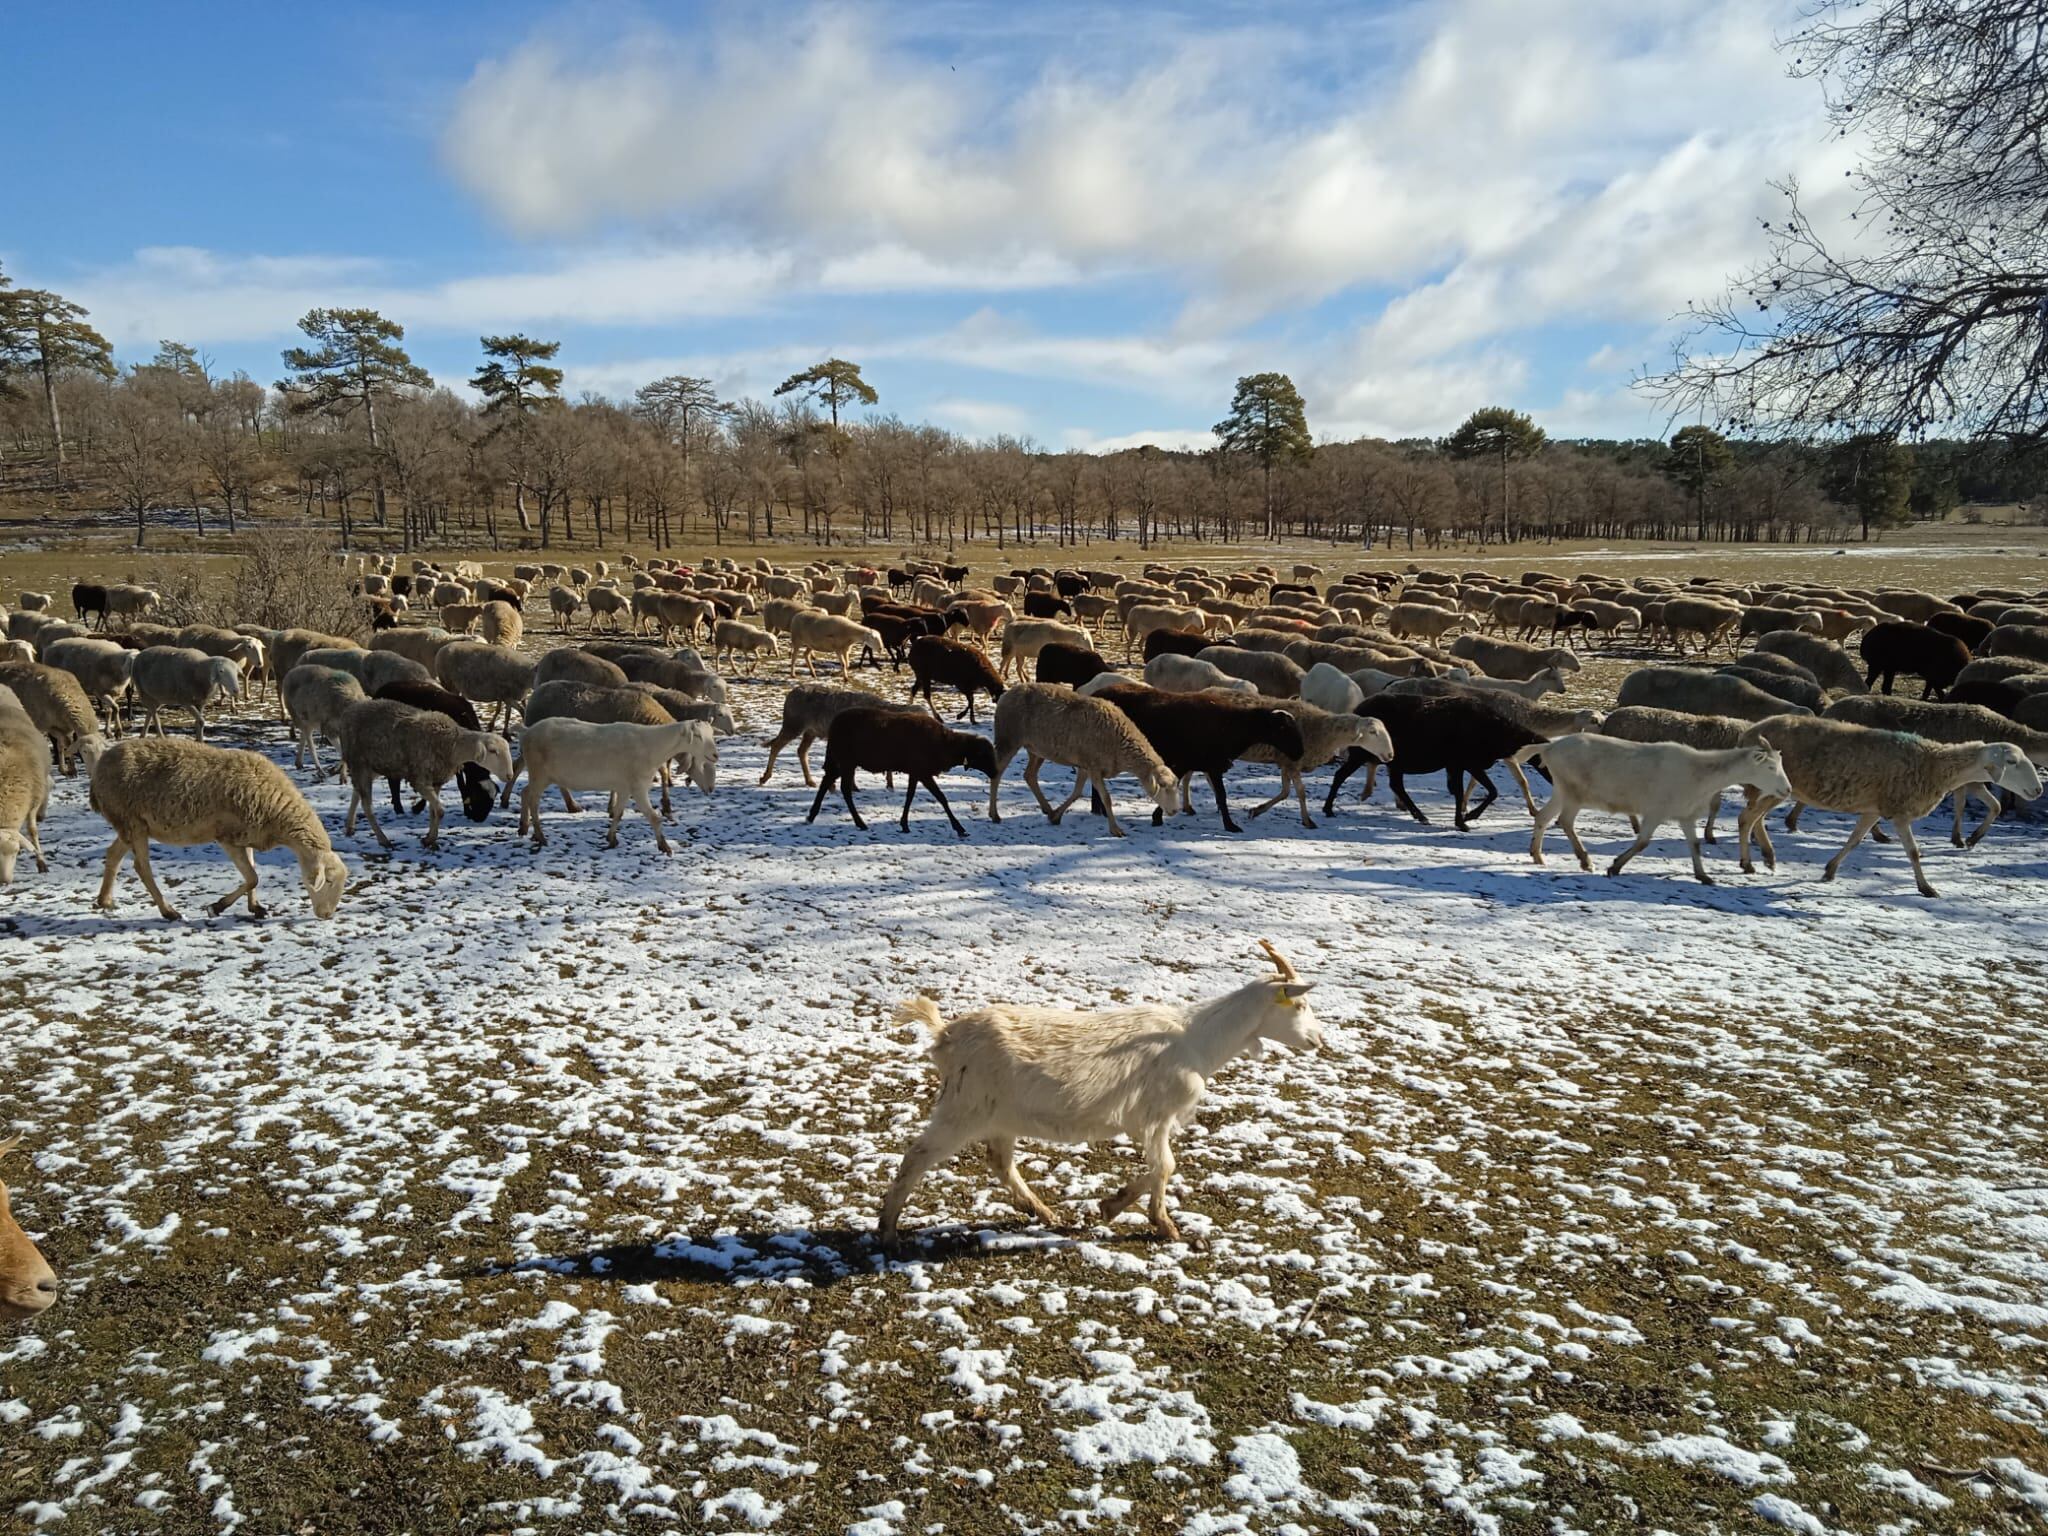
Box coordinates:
[1277,982,1315,1004]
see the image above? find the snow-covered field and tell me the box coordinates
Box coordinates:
[5,688,2048,1534]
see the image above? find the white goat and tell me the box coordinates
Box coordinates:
[517,717,716,854]
[878,941,1322,1246]
[1517,733,1791,884]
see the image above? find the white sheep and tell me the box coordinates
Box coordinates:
[1240,700,1397,828]
[88,737,349,919]
[131,647,244,739]
[517,717,717,854]
[713,620,779,672]
[999,618,1091,681]
[42,637,137,734]
[1142,654,1257,696]
[878,941,1322,1245]
[1734,715,2045,897]
[787,612,883,678]
[1300,661,1364,715]
[987,683,1179,837]
[1517,733,1791,883]
[16,592,52,613]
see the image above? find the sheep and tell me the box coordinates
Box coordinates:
[585,585,632,631]
[1123,602,1205,659]
[1859,620,1971,699]
[1662,596,1744,655]
[518,717,716,853]
[789,612,885,678]
[516,680,714,813]
[130,647,243,740]
[877,940,1322,1245]
[1196,646,1304,698]
[104,584,162,627]
[0,703,51,884]
[806,707,998,837]
[433,641,536,731]
[1324,693,1548,829]
[986,683,1179,837]
[88,737,349,919]
[609,652,727,703]
[441,602,485,635]
[1078,681,1306,833]
[759,684,926,787]
[16,591,50,614]
[713,619,779,673]
[0,641,32,667]
[909,635,1007,723]
[1592,706,1754,840]
[479,599,524,648]
[528,647,627,692]
[336,698,513,850]
[1034,640,1115,689]
[1448,634,1581,681]
[42,636,136,734]
[1751,630,1865,692]
[1392,667,1562,703]
[1734,714,2044,896]
[1717,663,1828,712]
[0,1137,59,1321]
[371,680,497,822]
[71,582,110,628]
[1143,653,1258,696]
[0,660,105,775]
[1239,700,1397,828]
[1823,694,2048,846]
[1386,602,1471,642]
[1614,666,1813,723]
[998,618,1091,681]
[1983,626,2048,668]
[1518,733,1791,883]
[283,665,367,780]
[548,585,583,631]
[369,626,455,668]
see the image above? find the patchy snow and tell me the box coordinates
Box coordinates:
[6,693,2048,1531]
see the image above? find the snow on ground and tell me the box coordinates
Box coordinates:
[5,689,2048,1533]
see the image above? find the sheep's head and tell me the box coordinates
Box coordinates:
[1981,742,2043,799]
[957,735,1000,780]
[468,733,516,785]
[1140,764,1180,814]
[675,726,718,795]
[209,658,245,701]
[1529,668,1566,698]
[1741,740,1794,801]
[1347,716,1395,764]
[1253,940,1322,1052]
[0,1137,57,1324]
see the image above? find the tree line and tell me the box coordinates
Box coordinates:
[1,269,2042,554]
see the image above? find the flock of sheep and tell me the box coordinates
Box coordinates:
[2,550,2046,920]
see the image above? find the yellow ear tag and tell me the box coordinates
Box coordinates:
[1274,988,1301,1010]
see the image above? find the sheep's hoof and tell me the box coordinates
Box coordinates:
[1917,884,1940,899]
[157,906,183,921]
[1695,873,1715,887]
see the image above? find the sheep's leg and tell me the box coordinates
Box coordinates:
[128,840,180,920]
[1821,812,1882,883]
[1964,783,2001,848]
[877,1124,972,1245]
[1390,771,1428,824]
[1322,749,1368,817]
[498,758,521,809]
[1047,764,1088,824]
[841,768,868,831]
[353,772,396,850]
[1680,821,1714,884]
[986,1138,1062,1228]
[925,777,968,838]
[1448,770,1471,830]
[1703,791,1721,844]
[806,769,836,825]
[1506,757,1538,815]
[659,764,673,818]
[633,783,671,854]
[1891,816,1940,897]
[522,782,547,846]
[1529,794,1558,865]
[194,705,207,743]
[560,786,581,813]
[1142,1130,1181,1242]
[898,777,921,830]
[1024,754,1058,818]
[1608,820,1660,876]
[1209,771,1240,833]
[421,787,444,850]
[1784,800,1805,831]
[93,838,131,911]
[1245,769,1296,824]
[757,731,795,785]
[1464,768,1500,825]
[1558,806,1594,871]
[210,844,265,917]
[1094,776,1128,837]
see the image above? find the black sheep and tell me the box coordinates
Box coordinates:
[1022,591,1074,619]
[807,707,998,837]
[1860,620,1971,698]
[1035,641,1115,688]
[72,583,109,629]
[1945,678,2028,716]
[1926,610,1994,652]
[908,635,1006,723]
[941,563,971,584]
[1054,571,1087,600]
[1142,628,1211,662]
[1084,681,1305,833]
[371,680,497,821]
[1326,693,1546,830]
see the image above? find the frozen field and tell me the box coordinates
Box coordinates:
[5,693,2048,1534]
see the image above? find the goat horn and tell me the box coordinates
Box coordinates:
[1256,939,1298,982]
[0,1134,19,1161]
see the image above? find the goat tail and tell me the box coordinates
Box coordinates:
[893,996,948,1036]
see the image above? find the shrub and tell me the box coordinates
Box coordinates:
[222,530,367,639]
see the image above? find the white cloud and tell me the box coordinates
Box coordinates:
[926,397,1033,439]
[1060,426,1217,454]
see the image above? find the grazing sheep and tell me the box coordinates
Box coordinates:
[585,585,632,632]
[877,941,1321,1245]
[1196,646,1305,698]
[548,585,583,631]
[131,647,243,740]
[1079,681,1306,833]
[1718,663,1827,712]
[1386,602,1472,642]
[1734,715,2044,896]
[479,599,524,648]
[88,737,349,919]
[369,626,455,669]
[0,704,51,884]
[806,707,998,837]
[1661,596,1744,655]
[336,698,513,850]
[1751,630,1865,693]
[372,680,497,821]
[987,683,1179,837]
[1034,640,1115,689]
[283,665,367,780]
[1519,733,1791,883]
[1143,654,1258,696]
[16,591,51,614]
[71,582,110,628]
[0,1137,59,1321]
[1860,620,1971,698]
[103,584,162,627]
[353,649,430,696]
[0,661,106,775]
[516,680,712,813]
[999,618,1092,681]
[908,635,1007,723]
[1326,693,1547,829]
[433,641,536,731]
[1240,700,1397,828]
[533,647,631,691]
[441,602,484,635]
[1615,666,1812,723]
[713,619,779,673]
[789,612,885,678]
[1123,602,1205,659]
[759,684,925,787]
[1823,694,2048,846]
[1448,634,1582,680]
[42,637,136,734]
[518,717,716,854]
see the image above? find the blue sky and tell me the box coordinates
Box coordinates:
[7,0,1847,449]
